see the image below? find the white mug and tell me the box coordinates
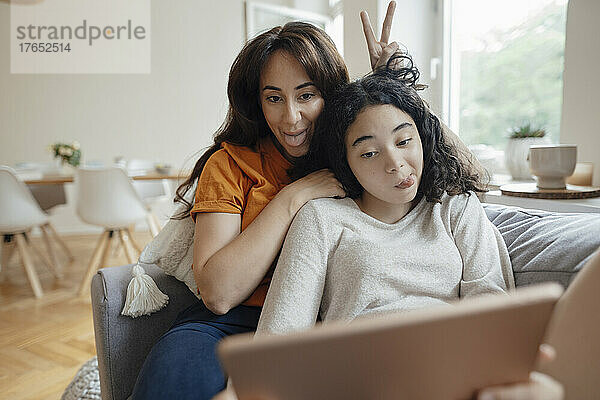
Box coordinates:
[529,144,577,189]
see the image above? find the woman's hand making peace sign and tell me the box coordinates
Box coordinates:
[360,1,401,71]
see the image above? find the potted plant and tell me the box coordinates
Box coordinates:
[504,124,549,180]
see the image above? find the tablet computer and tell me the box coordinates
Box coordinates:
[218,283,563,400]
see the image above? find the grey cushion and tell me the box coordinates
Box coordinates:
[91,263,198,400]
[483,203,600,288]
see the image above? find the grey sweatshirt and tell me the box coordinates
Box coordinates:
[257,193,515,335]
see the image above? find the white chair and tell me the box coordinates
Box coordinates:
[75,167,155,295]
[127,159,171,235]
[0,166,69,298]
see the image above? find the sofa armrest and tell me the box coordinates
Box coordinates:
[91,264,198,400]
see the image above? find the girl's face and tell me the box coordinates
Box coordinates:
[345,104,423,212]
[260,50,324,159]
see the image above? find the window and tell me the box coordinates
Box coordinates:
[444,0,568,168]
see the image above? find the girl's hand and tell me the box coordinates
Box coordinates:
[360,1,402,71]
[212,388,238,400]
[477,372,563,400]
[280,169,345,213]
[477,344,564,400]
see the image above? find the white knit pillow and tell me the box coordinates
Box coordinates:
[121,184,200,318]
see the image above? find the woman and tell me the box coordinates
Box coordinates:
[132,4,485,399]
[131,22,347,399]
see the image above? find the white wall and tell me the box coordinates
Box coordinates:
[559,0,600,186]
[343,0,377,78]
[342,0,443,113]
[292,0,329,15]
[384,0,443,114]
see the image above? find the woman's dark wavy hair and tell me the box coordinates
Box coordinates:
[293,53,485,203]
[173,22,349,219]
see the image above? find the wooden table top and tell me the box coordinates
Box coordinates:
[24,172,188,185]
[500,182,600,199]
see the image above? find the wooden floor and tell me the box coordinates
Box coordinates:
[0,231,153,400]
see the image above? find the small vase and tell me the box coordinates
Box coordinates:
[61,164,73,175]
[504,137,550,180]
[53,159,73,175]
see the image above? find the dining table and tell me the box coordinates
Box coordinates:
[23,172,185,185]
[22,171,187,211]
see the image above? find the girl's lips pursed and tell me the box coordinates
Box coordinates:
[282,129,308,147]
[395,174,415,189]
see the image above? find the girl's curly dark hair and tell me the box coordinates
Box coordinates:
[292,53,485,202]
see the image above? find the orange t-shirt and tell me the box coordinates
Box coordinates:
[190,136,292,307]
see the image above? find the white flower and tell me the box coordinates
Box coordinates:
[72,141,80,150]
[65,148,73,156]
[59,147,68,156]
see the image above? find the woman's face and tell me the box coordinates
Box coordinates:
[345,104,423,209]
[260,50,324,158]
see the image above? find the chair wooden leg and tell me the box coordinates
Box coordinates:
[45,223,74,262]
[15,233,43,298]
[146,213,160,237]
[117,224,136,256]
[77,230,110,296]
[1,236,16,282]
[111,234,122,258]
[29,240,60,279]
[98,231,114,269]
[0,241,6,282]
[118,229,137,264]
[1,235,16,265]
[125,228,142,254]
[40,224,63,279]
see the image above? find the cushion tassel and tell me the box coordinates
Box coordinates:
[121,263,169,318]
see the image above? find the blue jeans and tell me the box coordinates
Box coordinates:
[131,300,261,400]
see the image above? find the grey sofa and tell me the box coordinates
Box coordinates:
[91,203,600,400]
